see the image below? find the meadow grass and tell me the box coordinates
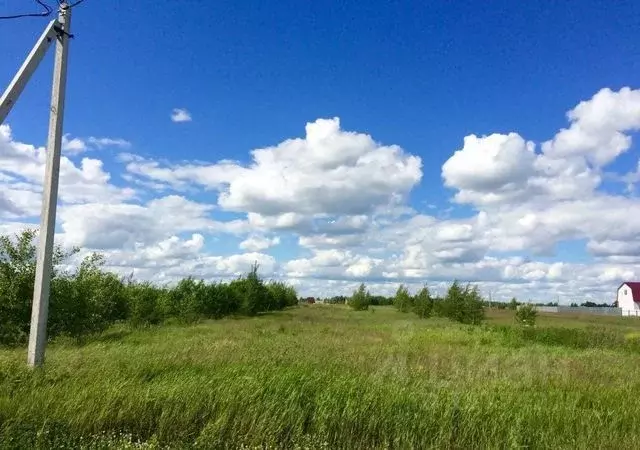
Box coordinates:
[2,305,640,449]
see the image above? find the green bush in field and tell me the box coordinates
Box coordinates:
[508,297,519,310]
[0,229,120,344]
[0,230,301,345]
[0,229,40,345]
[159,277,208,324]
[349,283,371,311]
[440,281,464,320]
[230,262,271,316]
[267,280,299,310]
[123,282,165,327]
[413,285,433,318]
[515,303,537,327]
[461,284,486,324]
[202,282,240,319]
[394,284,413,312]
[436,281,485,325]
[49,253,127,340]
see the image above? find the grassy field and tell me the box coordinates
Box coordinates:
[2,305,640,449]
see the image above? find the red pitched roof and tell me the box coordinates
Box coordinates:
[621,282,640,301]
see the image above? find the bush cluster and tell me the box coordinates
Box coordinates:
[515,303,537,326]
[412,286,433,319]
[348,283,371,311]
[393,284,413,313]
[0,230,298,346]
[350,280,485,325]
[433,281,485,325]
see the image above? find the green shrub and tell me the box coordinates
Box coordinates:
[267,281,299,310]
[49,253,127,340]
[436,281,485,325]
[159,277,207,324]
[0,229,80,345]
[348,283,371,311]
[515,303,537,327]
[202,282,240,319]
[370,295,393,306]
[0,230,39,344]
[230,262,271,316]
[124,282,164,327]
[0,230,298,343]
[394,284,413,313]
[413,285,433,318]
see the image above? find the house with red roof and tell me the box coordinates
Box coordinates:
[617,282,640,315]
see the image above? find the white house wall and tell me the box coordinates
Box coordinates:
[617,284,639,311]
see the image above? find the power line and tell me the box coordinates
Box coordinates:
[0,0,87,20]
[0,0,52,20]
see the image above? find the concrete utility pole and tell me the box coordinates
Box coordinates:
[27,5,72,368]
[0,2,75,367]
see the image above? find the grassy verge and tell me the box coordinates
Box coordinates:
[2,306,640,449]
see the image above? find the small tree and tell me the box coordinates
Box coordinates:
[159,277,208,324]
[394,284,413,312]
[413,285,433,318]
[202,282,240,319]
[266,280,299,310]
[230,262,271,316]
[349,283,371,311]
[515,303,537,327]
[461,284,485,325]
[438,281,485,325]
[49,252,127,340]
[0,229,80,345]
[441,280,464,320]
[508,297,519,310]
[124,281,164,327]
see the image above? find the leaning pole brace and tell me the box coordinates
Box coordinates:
[0,3,73,368]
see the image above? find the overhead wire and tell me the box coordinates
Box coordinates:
[0,0,88,20]
[0,0,52,20]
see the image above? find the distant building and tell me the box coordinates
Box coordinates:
[617,282,640,316]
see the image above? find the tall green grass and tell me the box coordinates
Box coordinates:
[2,306,640,448]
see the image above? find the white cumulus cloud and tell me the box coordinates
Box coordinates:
[171,108,192,123]
[239,234,281,252]
[3,87,640,304]
[125,117,422,224]
[62,134,131,155]
[542,87,640,166]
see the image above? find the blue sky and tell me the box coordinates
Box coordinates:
[1,0,640,302]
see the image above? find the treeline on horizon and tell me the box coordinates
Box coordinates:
[313,293,616,309]
[342,281,487,325]
[0,229,616,346]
